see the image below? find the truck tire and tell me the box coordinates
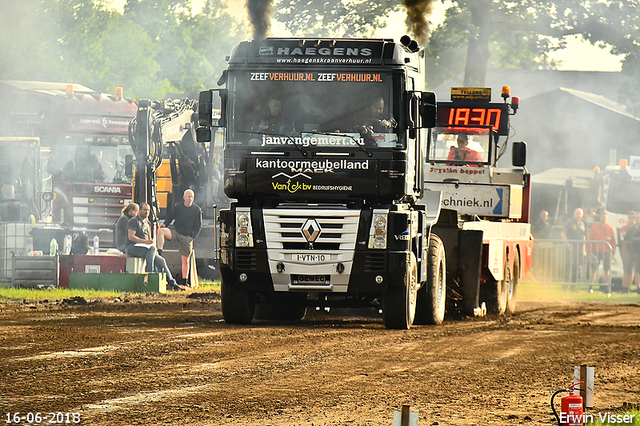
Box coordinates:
[414,234,446,325]
[221,277,255,325]
[506,252,519,315]
[382,252,418,329]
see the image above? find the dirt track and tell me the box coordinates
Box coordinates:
[1,291,639,426]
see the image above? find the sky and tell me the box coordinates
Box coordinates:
[108,0,623,72]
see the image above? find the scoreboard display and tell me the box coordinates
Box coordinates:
[437,102,510,136]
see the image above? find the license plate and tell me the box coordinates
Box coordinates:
[294,253,328,262]
[291,274,331,285]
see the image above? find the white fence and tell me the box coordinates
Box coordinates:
[529,239,614,294]
[0,222,34,283]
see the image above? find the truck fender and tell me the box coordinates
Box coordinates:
[423,190,442,227]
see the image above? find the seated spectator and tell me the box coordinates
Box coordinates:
[124,202,181,291]
[115,203,139,252]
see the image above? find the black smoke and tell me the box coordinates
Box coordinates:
[403,0,435,44]
[246,0,274,40]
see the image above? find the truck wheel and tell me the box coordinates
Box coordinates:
[506,252,519,315]
[415,234,446,325]
[382,252,418,329]
[221,277,255,325]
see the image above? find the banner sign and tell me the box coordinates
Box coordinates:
[249,72,384,83]
[67,115,131,135]
[246,156,376,194]
[241,40,385,65]
[427,183,510,217]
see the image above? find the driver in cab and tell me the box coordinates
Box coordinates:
[251,97,295,135]
[360,97,394,132]
[447,135,483,162]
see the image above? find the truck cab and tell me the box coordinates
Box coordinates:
[199,37,440,328]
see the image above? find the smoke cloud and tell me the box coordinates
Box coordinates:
[246,0,274,40]
[403,0,435,44]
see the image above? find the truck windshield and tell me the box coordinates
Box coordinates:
[226,71,400,149]
[429,127,491,164]
[54,138,133,184]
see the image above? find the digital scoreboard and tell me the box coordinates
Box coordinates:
[437,102,510,136]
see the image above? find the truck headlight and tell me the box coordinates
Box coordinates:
[368,210,388,249]
[235,208,254,247]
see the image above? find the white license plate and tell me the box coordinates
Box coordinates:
[294,253,328,262]
[291,275,331,285]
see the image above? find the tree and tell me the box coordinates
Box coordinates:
[55,0,166,98]
[426,1,568,88]
[0,0,243,99]
[276,0,400,38]
[0,0,66,82]
[426,1,640,113]
[122,0,244,97]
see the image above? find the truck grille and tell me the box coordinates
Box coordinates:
[236,250,257,269]
[364,253,385,272]
[263,208,360,251]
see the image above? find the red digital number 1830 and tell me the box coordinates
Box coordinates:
[447,107,502,131]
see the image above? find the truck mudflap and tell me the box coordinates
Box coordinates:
[457,229,483,316]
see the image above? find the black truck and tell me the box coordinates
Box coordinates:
[197,37,443,329]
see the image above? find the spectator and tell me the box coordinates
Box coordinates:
[125,202,180,291]
[561,208,587,285]
[115,203,139,252]
[532,210,551,239]
[588,211,616,286]
[157,189,202,286]
[621,211,640,293]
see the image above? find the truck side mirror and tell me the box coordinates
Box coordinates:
[197,89,227,143]
[198,90,213,128]
[512,141,527,167]
[420,91,437,128]
[196,127,212,143]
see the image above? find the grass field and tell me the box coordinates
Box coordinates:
[2,278,637,304]
[518,280,640,303]
[0,280,220,303]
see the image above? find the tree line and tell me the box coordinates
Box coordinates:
[1,0,638,113]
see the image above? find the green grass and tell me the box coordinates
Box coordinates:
[0,287,123,302]
[587,408,640,425]
[197,279,220,291]
[0,279,220,303]
[518,281,640,303]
